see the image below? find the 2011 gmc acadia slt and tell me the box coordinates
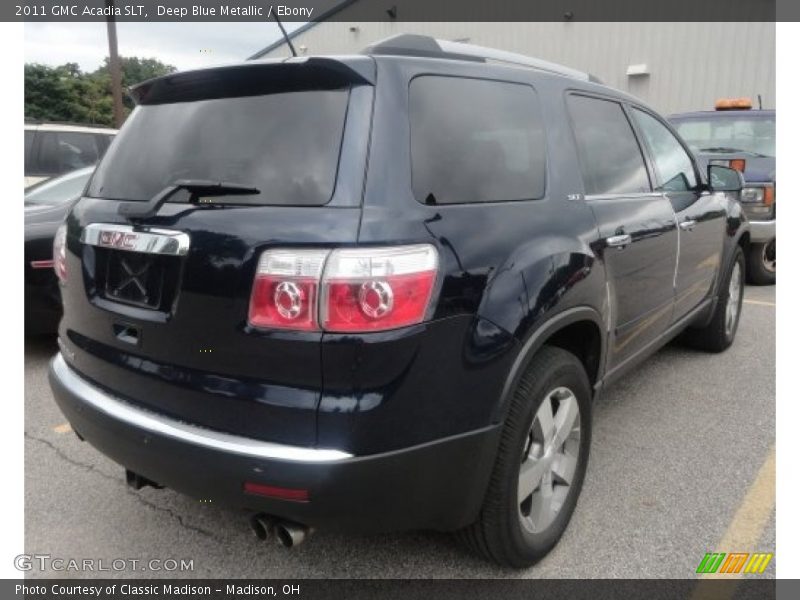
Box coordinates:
[48,35,749,567]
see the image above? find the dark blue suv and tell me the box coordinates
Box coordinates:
[48,35,749,567]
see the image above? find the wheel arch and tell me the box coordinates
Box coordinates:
[491,307,606,424]
[737,230,751,253]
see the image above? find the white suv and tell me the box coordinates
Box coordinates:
[24,122,117,188]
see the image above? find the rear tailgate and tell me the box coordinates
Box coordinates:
[57,59,374,447]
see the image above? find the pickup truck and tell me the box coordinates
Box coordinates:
[671,102,774,284]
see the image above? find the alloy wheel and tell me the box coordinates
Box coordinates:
[725,261,742,338]
[518,386,581,534]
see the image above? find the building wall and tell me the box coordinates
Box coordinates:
[259,21,775,115]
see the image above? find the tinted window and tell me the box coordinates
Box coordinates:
[24,131,34,171]
[37,132,59,175]
[58,132,101,170]
[567,95,650,196]
[37,132,101,175]
[632,109,697,192]
[88,90,349,206]
[409,76,546,205]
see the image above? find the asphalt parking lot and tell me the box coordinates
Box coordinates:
[24,285,775,579]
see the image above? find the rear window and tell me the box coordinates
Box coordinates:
[409,76,546,205]
[88,89,350,206]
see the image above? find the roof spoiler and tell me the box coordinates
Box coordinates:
[362,34,602,83]
[129,57,375,105]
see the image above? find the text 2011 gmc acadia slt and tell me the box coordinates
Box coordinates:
[48,35,749,567]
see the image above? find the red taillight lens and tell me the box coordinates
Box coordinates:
[53,224,67,283]
[247,249,328,331]
[248,245,439,333]
[249,276,319,330]
[321,245,438,332]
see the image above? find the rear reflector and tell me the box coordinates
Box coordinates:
[30,259,55,269]
[243,482,310,502]
[248,244,439,333]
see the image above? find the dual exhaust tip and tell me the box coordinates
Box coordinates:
[250,514,310,549]
[124,469,309,548]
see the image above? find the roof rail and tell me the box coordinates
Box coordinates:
[361,34,602,83]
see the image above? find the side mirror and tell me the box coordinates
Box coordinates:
[708,164,744,193]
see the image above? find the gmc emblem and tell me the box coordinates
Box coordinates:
[98,231,138,249]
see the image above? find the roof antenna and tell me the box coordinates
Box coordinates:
[273,13,297,57]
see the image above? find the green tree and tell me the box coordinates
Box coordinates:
[25,56,177,127]
[93,56,177,112]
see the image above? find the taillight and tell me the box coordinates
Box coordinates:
[53,223,67,283]
[248,249,328,331]
[247,245,439,333]
[321,245,438,332]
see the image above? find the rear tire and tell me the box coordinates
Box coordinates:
[457,346,591,568]
[746,240,775,286]
[682,246,745,353]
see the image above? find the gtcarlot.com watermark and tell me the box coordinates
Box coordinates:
[15,553,194,573]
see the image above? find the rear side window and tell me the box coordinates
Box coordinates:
[58,132,101,169]
[88,90,349,206]
[96,133,114,157]
[631,108,698,192]
[409,76,546,205]
[37,132,59,174]
[567,95,650,196]
[24,131,34,171]
[38,131,102,175]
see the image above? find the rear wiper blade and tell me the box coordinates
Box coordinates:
[118,179,260,219]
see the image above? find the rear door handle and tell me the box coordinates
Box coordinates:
[679,219,697,231]
[606,234,632,249]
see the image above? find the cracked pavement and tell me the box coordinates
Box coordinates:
[24,285,775,578]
